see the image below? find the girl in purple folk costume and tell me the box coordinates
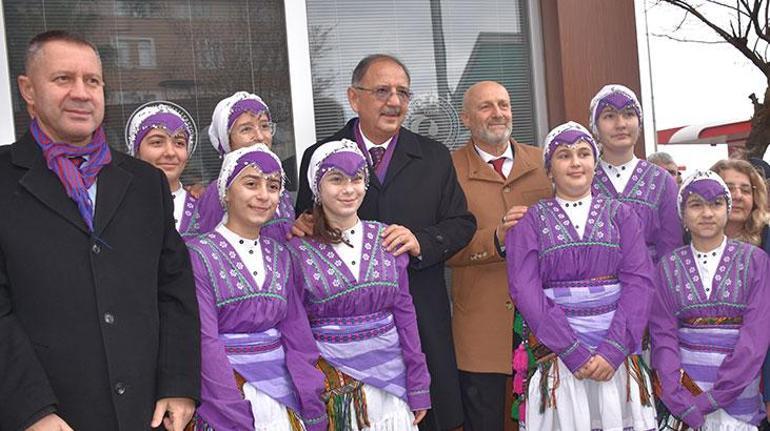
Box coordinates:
[194,91,295,240]
[125,100,200,236]
[507,121,657,431]
[186,145,327,430]
[288,139,431,430]
[650,170,770,431]
[590,84,682,263]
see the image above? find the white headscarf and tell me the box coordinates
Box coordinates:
[208,91,271,156]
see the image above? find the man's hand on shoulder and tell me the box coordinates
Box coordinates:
[382,224,421,257]
[288,212,314,239]
[151,397,196,431]
[184,183,206,200]
[25,414,73,431]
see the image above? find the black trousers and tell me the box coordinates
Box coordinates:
[458,370,509,431]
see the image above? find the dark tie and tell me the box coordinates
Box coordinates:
[489,157,507,179]
[369,146,386,169]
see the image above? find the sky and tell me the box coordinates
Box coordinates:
[643,0,768,130]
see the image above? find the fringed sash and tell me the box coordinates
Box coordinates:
[220,329,301,413]
[515,276,652,415]
[310,311,408,429]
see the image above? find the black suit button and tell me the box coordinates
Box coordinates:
[436,234,444,242]
[114,382,127,395]
[92,244,101,254]
[104,313,115,325]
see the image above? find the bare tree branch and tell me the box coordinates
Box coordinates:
[659,0,770,75]
[650,32,730,43]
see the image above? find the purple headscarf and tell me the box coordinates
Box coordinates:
[542,121,599,172]
[677,169,732,219]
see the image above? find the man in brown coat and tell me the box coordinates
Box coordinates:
[448,81,551,430]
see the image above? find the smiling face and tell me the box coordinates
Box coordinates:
[461,81,513,150]
[347,59,410,144]
[224,166,281,233]
[228,111,274,151]
[683,194,728,242]
[720,168,754,225]
[137,129,189,189]
[549,140,595,199]
[596,106,640,153]
[318,168,366,226]
[18,40,105,146]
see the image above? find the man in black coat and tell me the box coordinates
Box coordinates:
[294,54,475,430]
[0,31,199,431]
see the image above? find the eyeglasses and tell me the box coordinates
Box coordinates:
[234,121,277,137]
[354,86,412,103]
[726,183,755,195]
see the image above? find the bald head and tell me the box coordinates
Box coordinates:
[461,81,513,150]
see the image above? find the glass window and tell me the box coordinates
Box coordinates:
[3,0,297,188]
[306,0,538,149]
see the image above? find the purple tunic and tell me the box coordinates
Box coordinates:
[505,196,655,372]
[592,159,682,263]
[649,240,770,427]
[288,220,432,410]
[187,232,327,430]
[178,192,201,237]
[194,181,295,241]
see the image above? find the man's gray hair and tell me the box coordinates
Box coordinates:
[351,54,410,86]
[25,30,101,74]
[647,151,675,165]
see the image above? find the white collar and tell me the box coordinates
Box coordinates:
[171,183,185,199]
[218,224,260,248]
[358,123,394,151]
[600,155,638,172]
[474,142,513,164]
[691,236,727,261]
[555,193,592,209]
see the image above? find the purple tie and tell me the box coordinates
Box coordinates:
[369,146,386,169]
[489,158,506,179]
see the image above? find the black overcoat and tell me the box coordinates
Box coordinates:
[296,119,476,429]
[0,132,200,431]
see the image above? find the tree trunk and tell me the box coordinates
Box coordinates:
[747,85,770,158]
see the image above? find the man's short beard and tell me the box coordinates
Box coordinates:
[477,125,512,147]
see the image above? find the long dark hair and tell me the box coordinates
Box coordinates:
[310,204,348,245]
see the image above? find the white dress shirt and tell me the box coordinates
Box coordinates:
[556,194,592,239]
[216,224,267,288]
[475,142,514,178]
[691,236,727,299]
[359,124,393,164]
[600,156,639,193]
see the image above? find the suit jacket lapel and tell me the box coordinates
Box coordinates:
[14,132,90,234]
[93,152,132,236]
[506,141,539,185]
[382,129,422,189]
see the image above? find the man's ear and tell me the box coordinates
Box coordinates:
[347,87,359,114]
[460,111,471,130]
[17,75,36,108]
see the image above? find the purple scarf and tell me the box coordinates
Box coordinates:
[31,119,112,231]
